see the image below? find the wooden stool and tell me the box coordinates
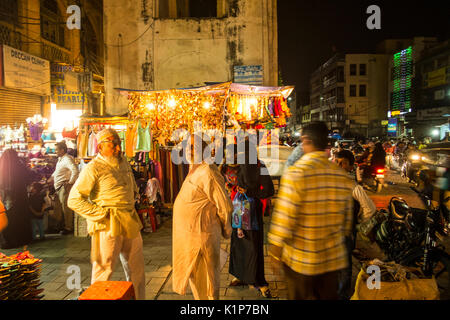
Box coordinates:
[78,281,135,300]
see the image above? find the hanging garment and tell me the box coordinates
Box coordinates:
[29,123,43,141]
[135,120,152,152]
[145,178,162,203]
[88,131,98,157]
[153,161,164,203]
[268,99,274,117]
[126,124,137,158]
[117,131,126,152]
[77,128,89,159]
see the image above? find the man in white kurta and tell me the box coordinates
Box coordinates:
[67,129,145,300]
[172,136,233,300]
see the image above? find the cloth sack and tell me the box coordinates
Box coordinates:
[351,267,439,300]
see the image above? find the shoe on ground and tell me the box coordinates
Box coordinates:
[258,286,274,298]
[229,278,245,286]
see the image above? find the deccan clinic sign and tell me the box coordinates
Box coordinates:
[1,45,51,96]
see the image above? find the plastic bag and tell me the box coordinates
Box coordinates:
[231,193,257,230]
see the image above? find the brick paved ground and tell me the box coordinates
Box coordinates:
[1,170,448,300]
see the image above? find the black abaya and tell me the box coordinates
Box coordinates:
[229,198,268,287]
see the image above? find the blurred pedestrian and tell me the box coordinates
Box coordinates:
[172,134,233,300]
[0,149,33,249]
[29,182,46,241]
[68,129,145,300]
[268,122,354,300]
[334,149,376,299]
[284,143,304,173]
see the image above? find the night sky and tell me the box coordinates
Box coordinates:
[278,0,450,104]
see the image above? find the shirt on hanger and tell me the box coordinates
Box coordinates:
[136,120,152,152]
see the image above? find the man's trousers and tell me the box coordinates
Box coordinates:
[91,230,146,300]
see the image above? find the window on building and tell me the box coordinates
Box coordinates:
[359,84,367,97]
[359,64,366,75]
[349,85,356,97]
[337,66,344,82]
[158,0,219,18]
[189,0,217,17]
[40,0,65,47]
[0,0,18,24]
[337,87,345,103]
[350,64,357,76]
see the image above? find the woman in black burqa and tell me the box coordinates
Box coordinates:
[228,139,275,298]
[0,149,34,249]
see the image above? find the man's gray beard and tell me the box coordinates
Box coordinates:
[103,154,121,166]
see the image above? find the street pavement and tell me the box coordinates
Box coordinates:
[1,169,447,300]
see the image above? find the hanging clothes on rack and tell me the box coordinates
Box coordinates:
[77,127,89,158]
[126,123,138,158]
[87,129,98,156]
[117,130,126,152]
[136,120,152,152]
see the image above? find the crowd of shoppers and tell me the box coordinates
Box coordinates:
[1,120,390,300]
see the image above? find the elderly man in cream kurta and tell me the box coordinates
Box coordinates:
[173,135,233,300]
[68,129,145,300]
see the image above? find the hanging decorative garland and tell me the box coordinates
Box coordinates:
[125,82,294,141]
[127,83,230,141]
[227,93,292,130]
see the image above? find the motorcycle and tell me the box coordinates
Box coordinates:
[357,163,385,193]
[373,189,450,299]
[401,152,423,185]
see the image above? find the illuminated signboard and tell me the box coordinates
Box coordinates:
[388,118,397,137]
[391,46,412,114]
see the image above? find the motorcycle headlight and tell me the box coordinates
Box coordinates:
[421,156,429,162]
[411,154,420,161]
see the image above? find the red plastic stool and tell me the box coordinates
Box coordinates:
[79,281,135,300]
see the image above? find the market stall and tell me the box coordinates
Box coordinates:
[227,83,294,131]
[123,82,231,209]
[122,82,294,208]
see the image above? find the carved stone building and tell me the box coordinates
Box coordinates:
[103,0,278,115]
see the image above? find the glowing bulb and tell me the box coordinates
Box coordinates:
[204,102,211,109]
[168,98,176,108]
[146,103,155,110]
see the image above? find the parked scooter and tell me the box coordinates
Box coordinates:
[372,189,450,298]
